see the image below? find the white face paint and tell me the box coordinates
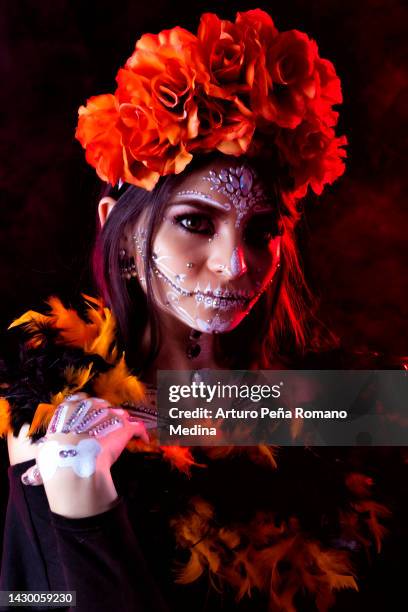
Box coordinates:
[132,157,281,334]
[37,439,102,480]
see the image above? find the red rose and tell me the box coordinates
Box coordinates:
[234,9,279,117]
[198,13,245,89]
[258,30,343,130]
[313,57,343,126]
[269,31,317,88]
[198,10,278,117]
[260,30,318,128]
[235,9,278,49]
[277,120,347,198]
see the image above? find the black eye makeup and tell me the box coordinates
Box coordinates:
[166,202,218,236]
[165,203,279,245]
[174,212,215,235]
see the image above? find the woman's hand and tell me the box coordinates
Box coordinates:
[19,392,148,517]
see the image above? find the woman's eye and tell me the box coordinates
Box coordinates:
[244,216,279,246]
[175,214,214,235]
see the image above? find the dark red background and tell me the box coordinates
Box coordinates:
[0,0,407,357]
[0,2,407,609]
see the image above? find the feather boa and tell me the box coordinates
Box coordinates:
[0,295,390,610]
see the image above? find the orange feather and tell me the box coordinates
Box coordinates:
[160,446,205,475]
[172,499,358,610]
[0,398,11,437]
[93,355,144,406]
[46,296,98,348]
[28,403,56,436]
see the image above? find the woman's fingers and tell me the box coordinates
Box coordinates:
[75,407,150,444]
[82,409,149,444]
[86,414,124,438]
[126,415,150,444]
[21,463,43,486]
[47,396,110,435]
[45,398,149,452]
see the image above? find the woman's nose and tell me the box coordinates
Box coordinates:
[208,244,248,279]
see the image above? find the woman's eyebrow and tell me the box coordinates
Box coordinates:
[171,190,229,211]
[168,194,276,218]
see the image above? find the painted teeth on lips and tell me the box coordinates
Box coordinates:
[195,288,252,301]
[152,263,255,301]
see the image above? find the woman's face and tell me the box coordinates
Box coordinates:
[133,157,281,334]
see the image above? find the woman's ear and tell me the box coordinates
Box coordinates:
[98,196,117,228]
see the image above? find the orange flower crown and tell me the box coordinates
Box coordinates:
[75,9,347,200]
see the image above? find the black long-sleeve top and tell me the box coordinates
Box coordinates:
[0,456,171,612]
[0,450,268,612]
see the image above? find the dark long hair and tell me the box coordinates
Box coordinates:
[92,155,331,376]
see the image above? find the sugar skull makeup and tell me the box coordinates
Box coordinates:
[133,158,281,334]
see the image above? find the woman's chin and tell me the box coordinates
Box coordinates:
[159,298,253,334]
[194,308,250,334]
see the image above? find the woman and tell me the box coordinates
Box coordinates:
[0,8,387,612]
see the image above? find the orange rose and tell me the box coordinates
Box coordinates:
[125,27,208,134]
[119,101,192,177]
[75,94,124,186]
[188,96,255,156]
[75,10,346,199]
[111,29,209,184]
[215,109,255,156]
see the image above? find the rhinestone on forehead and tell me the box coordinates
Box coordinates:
[203,165,273,228]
